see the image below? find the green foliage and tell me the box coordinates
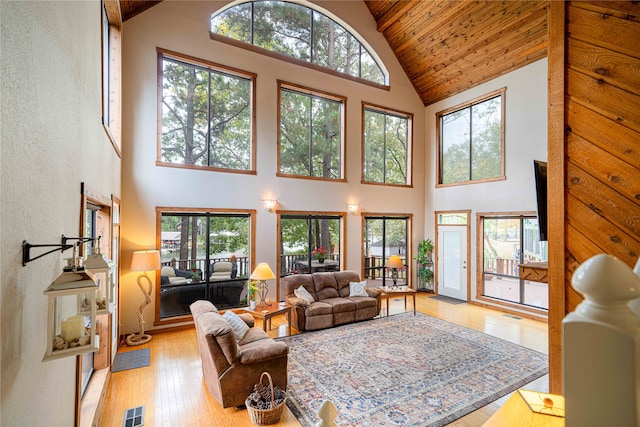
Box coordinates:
[441,95,501,184]
[416,239,434,285]
[210,1,384,84]
[364,108,408,184]
[161,56,251,170]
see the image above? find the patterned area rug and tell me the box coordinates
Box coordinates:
[281,313,547,427]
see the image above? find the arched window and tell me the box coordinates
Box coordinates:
[210,1,388,86]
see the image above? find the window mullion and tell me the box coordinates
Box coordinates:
[310,10,314,64]
[468,107,473,181]
[206,70,212,167]
[383,114,387,183]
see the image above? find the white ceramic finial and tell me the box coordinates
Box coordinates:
[316,400,338,427]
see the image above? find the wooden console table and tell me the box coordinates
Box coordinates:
[381,287,417,316]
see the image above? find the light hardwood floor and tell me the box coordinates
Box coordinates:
[98,294,548,426]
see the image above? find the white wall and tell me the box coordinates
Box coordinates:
[1,1,121,425]
[121,0,426,333]
[424,58,548,308]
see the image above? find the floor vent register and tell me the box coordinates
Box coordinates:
[122,406,144,427]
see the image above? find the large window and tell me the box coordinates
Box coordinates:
[278,82,345,180]
[437,88,505,186]
[278,212,344,298]
[363,215,411,286]
[210,1,387,86]
[363,103,412,186]
[157,209,255,321]
[479,215,548,311]
[102,0,122,155]
[158,50,256,173]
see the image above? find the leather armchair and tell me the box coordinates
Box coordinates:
[190,300,288,408]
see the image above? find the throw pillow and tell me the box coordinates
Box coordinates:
[222,310,249,341]
[349,280,368,297]
[294,285,315,304]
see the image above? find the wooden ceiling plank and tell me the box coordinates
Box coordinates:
[375,0,421,33]
[387,0,474,53]
[412,19,547,92]
[398,2,546,70]
[381,0,448,41]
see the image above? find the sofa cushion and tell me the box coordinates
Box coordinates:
[349,280,368,297]
[348,296,378,310]
[222,310,249,341]
[313,272,340,299]
[306,301,333,316]
[322,297,356,314]
[335,270,362,297]
[161,266,176,277]
[294,285,315,304]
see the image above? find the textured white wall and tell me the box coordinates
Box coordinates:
[424,58,549,306]
[1,1,121,426]
[120,0,426,333]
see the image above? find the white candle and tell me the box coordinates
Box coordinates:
[60,315,85,342]
[97,289,104,302]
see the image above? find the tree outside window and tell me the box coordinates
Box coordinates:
[158,50,255,172]
[278,82,345,180]
[210,1,386,85]
[363,104,412,186]
[437,88,505,186]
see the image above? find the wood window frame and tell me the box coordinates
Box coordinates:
[156,48,258,175]
[435,87,506,188]
[102,0,122,157]
[154,207,257,326]
[361,102,413,187]
[277,80,347,182]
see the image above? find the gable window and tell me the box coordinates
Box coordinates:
[210,1,388,87]
[157,49,256,173]
[362,103,412,186]
[436,88,505,186]
[278,81,345,180]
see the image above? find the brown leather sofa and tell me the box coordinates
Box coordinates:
[189,300,288,408]
[282,270,382,332]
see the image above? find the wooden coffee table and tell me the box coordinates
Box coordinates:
[243,303,292,336]
[381,286,417,316]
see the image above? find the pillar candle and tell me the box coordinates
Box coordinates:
[60,315,85,342]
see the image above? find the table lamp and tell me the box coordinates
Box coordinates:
[386,255,404,289]
[127,250,161,346]
[250,262,275,308]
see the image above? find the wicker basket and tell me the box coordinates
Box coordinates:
[246,372,287,425]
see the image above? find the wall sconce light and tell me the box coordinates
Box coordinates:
[347,203,359,215]
[263,199,277,212]
[250,262,275,308]
[84,236,116,313]
[127,250,161,346]
[23,235,100,361]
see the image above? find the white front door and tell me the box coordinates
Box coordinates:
[437,226,468,301]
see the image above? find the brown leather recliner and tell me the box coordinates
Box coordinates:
[190,300,288,408]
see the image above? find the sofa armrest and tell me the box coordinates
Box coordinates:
[238,313,255,328]
[238,341,289,364]
[366,288,383,298]
[161,275,169,286]
[285,296,309,307]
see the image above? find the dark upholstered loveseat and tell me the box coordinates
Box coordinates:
[190,300,288,408]
[282,270,382,332]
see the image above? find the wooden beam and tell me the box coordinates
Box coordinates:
[547,0,566,395]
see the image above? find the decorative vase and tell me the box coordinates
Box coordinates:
[318,258,325,264]
[250,300,256,310]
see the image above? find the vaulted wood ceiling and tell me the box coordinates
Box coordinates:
[119,0,548,106]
